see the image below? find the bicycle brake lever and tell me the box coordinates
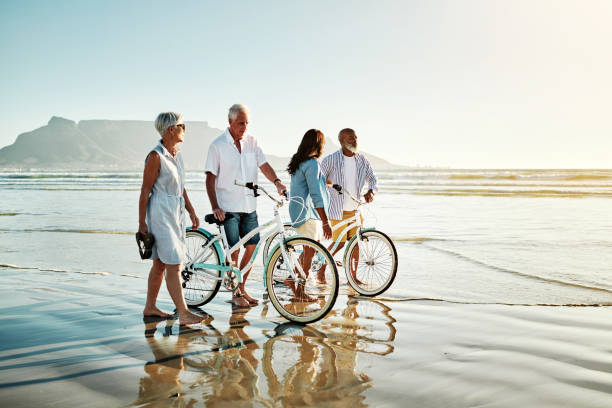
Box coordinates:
[332,184,342,194]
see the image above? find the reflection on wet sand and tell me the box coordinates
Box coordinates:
[132,297,396,407]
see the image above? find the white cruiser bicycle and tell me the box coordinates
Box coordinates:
[262,184,398,297]
[181,181,339,324]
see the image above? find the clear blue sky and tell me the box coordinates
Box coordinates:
[1,0,611,168]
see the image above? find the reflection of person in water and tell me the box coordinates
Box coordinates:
[135,310,262,407]
[135,317,187,406]
[134,299,395,406]
[199,306,261,407]
[261,300,378,407]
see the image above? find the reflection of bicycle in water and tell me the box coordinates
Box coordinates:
[182,181,339,324]
[261,297,396,406]
[321,298,396,356]
[263,184,398,297]
[135,297,396,406]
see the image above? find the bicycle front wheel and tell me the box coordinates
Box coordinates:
[183,229,222,306]
[344,229,398,296]
[265,236,338,324]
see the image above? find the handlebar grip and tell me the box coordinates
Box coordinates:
[332,184,342,193]
[280,189,288,198]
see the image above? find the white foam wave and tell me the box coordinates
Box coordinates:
[0,263,109,276]
[423,244,612,294]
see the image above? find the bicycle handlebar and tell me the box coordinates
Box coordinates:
[235,180,285,206]
[331,184,364,205]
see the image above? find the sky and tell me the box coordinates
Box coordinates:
[1,0,611,168]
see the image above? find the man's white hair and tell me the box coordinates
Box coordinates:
[228,104,250,120]
[155,112,183,137]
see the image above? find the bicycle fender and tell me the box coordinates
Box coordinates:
[187,227,225,260]
[343,228,376,267]
[263,242,281,287]
[263,235,303,288]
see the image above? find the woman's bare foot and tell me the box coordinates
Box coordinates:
[232,295,250,308]
[143,306,172,318]
[316,271,327,285]
[232,289,250,308]
[350,272,364,285]
[291,283,316,302]
[178,310,204,326]
[242,291,259,305]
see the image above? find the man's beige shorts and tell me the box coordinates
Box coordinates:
[295,219,322,241]
[330,211,363,242]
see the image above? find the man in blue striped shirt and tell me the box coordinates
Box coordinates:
[320,128,378,281]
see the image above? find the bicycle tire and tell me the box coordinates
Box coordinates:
[265,236,339,323]
[344,229,398,296]
[183,229,222,306]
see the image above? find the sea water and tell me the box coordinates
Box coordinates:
[1,169,611,306]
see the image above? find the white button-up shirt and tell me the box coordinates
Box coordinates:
[204,128,267,213]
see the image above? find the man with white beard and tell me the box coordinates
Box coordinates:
[320,128,378,283]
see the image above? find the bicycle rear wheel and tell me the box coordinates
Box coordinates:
[265,236,338,324]
[183,229,222,306]
[344,229,398,296]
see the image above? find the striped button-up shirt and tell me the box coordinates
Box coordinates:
[321,149,378,220]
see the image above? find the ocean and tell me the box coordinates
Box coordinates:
[2,168,611,306]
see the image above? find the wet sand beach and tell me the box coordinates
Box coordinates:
[1,265,612,408]
[2,170,612,406]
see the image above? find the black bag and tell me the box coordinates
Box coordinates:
[135,232,155,259]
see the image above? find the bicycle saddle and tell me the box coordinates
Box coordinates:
[135,232,155,259]
[204,213,234,225]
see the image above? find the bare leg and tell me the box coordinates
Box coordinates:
[350,243,363,284]
[237,244,258,305]
[300,246,315,278]
[230,248,250,307]
[143,259,172,317]
[292,246,316,302]
[317,242,344,284]
[165,264,204,325]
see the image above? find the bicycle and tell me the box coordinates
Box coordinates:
[181,181,339,324]
[262,184,398,297]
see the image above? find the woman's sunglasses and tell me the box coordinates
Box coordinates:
[175,123,185,130]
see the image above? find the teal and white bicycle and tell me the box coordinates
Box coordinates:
[181,181,339,324]
[263,184,398,297]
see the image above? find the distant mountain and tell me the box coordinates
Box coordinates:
[0,117,402,170]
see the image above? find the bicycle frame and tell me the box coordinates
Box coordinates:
[322,185,368,256]
[327,211,362,255]
[188,183,309,287]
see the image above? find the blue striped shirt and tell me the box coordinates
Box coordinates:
[321,149,378,220]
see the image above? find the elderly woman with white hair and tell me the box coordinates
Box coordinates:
[138,112,203,326]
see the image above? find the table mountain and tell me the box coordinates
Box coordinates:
[0,116,401,170]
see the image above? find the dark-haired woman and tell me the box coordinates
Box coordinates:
[287,129,332,297]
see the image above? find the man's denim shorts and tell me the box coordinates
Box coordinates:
[224,211,260,248]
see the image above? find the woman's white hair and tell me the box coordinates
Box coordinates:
[228,104,249,120]
[155,112,183,136]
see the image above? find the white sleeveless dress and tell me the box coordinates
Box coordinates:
[146,141,186,265]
